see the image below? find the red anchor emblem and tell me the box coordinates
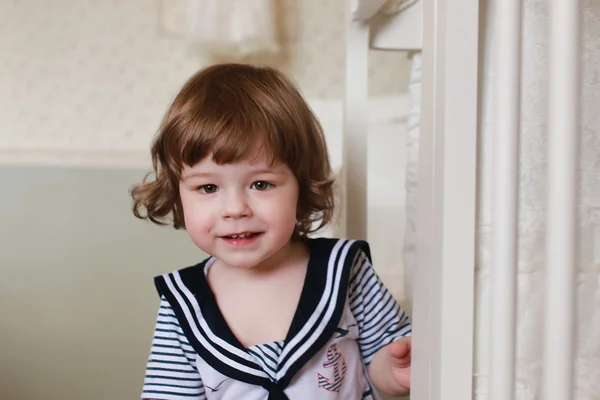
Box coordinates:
[317,344,348,392]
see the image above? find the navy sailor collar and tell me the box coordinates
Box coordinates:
[154,238,371,397]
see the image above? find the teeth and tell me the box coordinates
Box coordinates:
[229,233,250,239]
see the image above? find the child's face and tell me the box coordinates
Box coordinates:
[179,152,299,270]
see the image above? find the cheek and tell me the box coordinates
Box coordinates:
[269,202,298,228]
[180,193,213,233]
[263,188,299,227]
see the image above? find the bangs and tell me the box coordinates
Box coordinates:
[179,109,281,169]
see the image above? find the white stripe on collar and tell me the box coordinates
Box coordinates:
[163,272,269,378]
[277,238,354,379]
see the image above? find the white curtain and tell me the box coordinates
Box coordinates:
[403,1,600,398]
[473,1,600,398]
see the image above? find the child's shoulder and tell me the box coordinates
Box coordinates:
[306,236,372,260]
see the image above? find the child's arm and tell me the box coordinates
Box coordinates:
[142,297,207,400]
[348,249,412,397]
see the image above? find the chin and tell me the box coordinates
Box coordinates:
[220,256,269,270]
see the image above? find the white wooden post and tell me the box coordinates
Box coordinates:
[411,0,480,399]
[343,0,370,240]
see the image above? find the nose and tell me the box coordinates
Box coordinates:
[221,189,251,220]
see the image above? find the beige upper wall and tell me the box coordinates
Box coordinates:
[0,0,411,151]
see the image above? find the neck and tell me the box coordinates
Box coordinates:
[218,239,308,279]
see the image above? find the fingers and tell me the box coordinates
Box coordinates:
[393,367,411,389]
[389,338,411,358]
[388,338,412,368]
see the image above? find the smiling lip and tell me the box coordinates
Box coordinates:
[220,232,262,246]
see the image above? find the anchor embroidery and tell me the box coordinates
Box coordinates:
[317,344,348,392]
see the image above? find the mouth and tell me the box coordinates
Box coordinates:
[221,232,261,239]
[220,232,263,246]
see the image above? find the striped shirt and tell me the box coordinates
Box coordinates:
[142,238,411,399]
[143,301,206,399]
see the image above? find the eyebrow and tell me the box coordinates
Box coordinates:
[181,172,214,181]
[248,169,280,176]
[181,168,280,181]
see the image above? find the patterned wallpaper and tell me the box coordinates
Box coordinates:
[0,0,411,152]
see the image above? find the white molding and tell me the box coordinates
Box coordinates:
[410,0,479,399]
[0,148,152,169]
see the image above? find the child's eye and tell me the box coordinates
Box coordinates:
[251,181,272,191]
[198,184,219,194]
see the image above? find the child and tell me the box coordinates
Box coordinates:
[132,63,412,400]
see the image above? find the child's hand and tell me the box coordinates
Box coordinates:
[388,337,411,389]
[367,336,412,396]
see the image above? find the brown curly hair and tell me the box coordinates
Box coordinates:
[130,63,335,238]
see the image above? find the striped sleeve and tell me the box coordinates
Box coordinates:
[141,297,206,400]
[348,250,412,366]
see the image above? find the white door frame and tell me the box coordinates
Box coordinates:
[410,0,480,399]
